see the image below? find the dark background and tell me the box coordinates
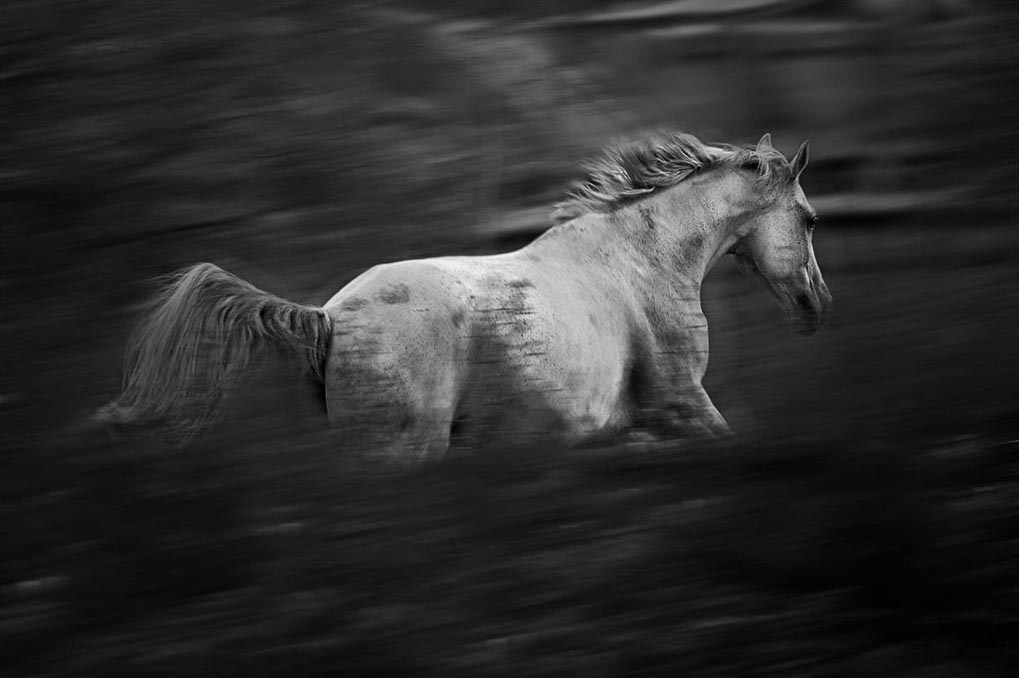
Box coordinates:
[3,1,1016,676]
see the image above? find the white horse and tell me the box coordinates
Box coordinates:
[98,131,831,461]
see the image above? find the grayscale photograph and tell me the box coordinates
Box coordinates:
[4,1,1016,676]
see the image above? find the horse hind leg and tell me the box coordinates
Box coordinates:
[324,373,454,465]
[336,408,452,466]
[373,404,452,465]
[398,418,452,464]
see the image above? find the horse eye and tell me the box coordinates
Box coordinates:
[806,214,818,230]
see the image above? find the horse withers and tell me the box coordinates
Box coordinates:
[97,131,831,461]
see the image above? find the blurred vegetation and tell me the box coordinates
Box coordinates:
[2,1,1016,676]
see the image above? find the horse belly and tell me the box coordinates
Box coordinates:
[461,314,630,443]
[541,350,630,439]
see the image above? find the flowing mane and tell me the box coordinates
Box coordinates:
[552,130,791,225]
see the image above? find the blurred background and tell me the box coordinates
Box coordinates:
[3,1,1016,675]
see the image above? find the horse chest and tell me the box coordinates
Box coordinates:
[631,318,712,394]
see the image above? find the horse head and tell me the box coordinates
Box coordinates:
[730,135,832,335]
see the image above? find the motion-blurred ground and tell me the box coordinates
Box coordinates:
[2,2,1016,676]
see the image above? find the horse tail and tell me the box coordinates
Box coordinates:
[95,263,332,442]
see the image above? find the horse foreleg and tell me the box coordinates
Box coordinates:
[690,392,733,439]
[651,386,733,440]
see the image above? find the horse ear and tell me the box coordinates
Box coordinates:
[791,140,810,179]
[757,133,773,151]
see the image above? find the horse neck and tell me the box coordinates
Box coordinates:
[530,169,752,292]
[618,171,751,291]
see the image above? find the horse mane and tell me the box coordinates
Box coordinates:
[552,130,791,225]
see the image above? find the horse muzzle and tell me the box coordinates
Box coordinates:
[788,278,832,336]
[732,254,832,336]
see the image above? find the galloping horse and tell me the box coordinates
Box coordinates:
[98,131,831,460]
